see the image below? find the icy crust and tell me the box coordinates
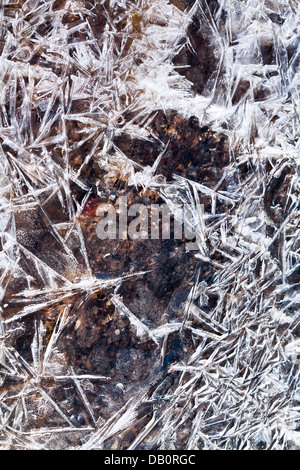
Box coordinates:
[0,0,299,450]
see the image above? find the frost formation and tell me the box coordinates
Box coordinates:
[0,0,299,450]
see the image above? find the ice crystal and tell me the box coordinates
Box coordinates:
[0,0,299,450]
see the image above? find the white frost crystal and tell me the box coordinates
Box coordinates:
[0,0,299,450]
